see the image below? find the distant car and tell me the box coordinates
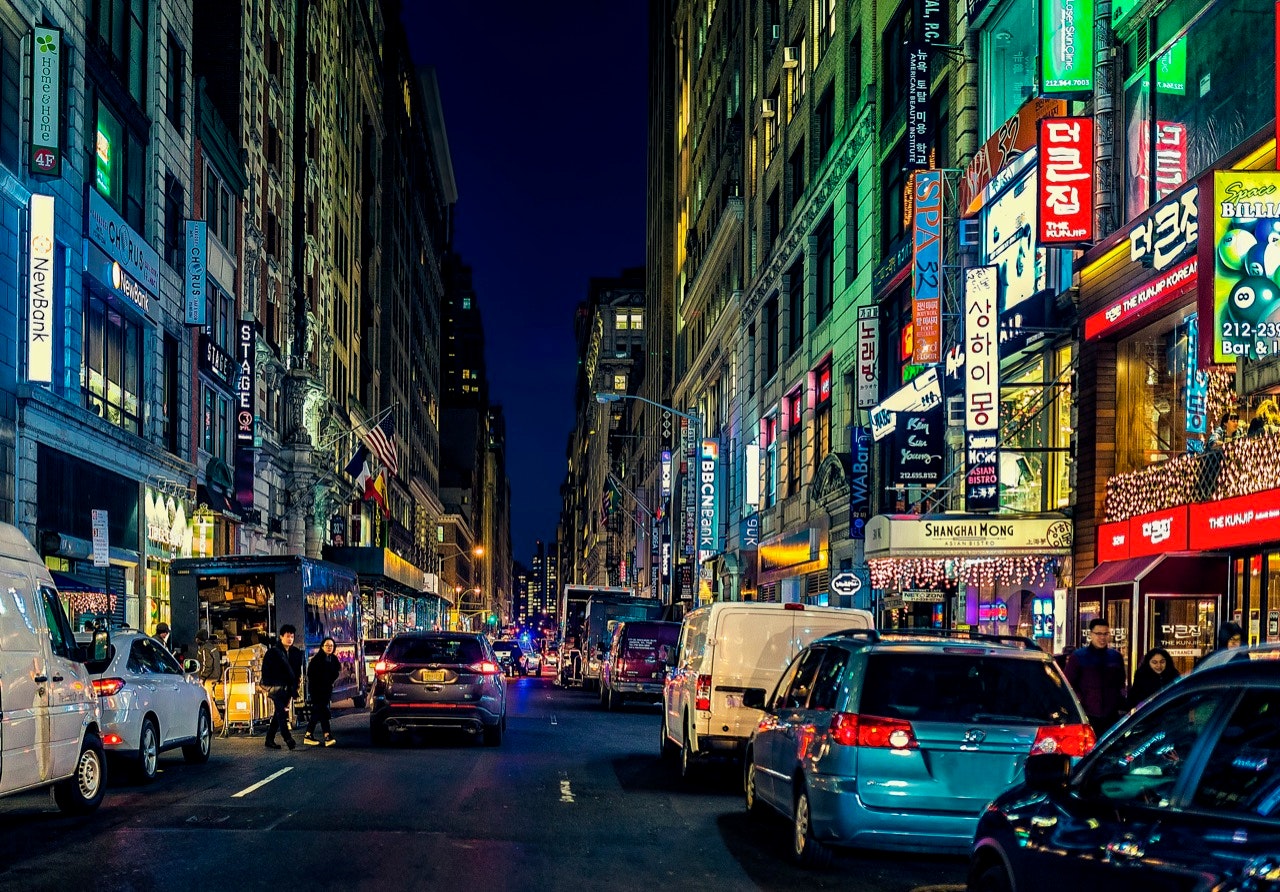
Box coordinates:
[600,620,680,710]
[370,632,507,746]
[745,629,1092,866]
[363,638,391,684]
[969,657,1280,892]
[86,631,213,781]
[521,646,541,675]
[491,639,529,677]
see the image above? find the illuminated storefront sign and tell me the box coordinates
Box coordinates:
[185,221,207,325]
[697,439,721,562]
[866,514,1073,558]
[660,450,672,500]
[961,98,1067,215]
[964,266,1000,512]
[234,321,256,509]
[849,426,871,540]
[911,170,943,363]
[1084,256,1197,340]
[29,27,63,176]
[1128,506,1189,556]
[856,305,880,408]
[1038,117,1094,244]
[27,194,55,384]
[1209,170,1280,362]
[871,366,941,441]
[87,188,160,294]
[1190,488,1280,550]
[906,43,931,169]
[1040,0,1094,94]
[1097,520,1130,562]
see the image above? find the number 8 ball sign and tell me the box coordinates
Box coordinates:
[1213,171,1280,362]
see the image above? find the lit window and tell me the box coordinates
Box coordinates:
[630,312,644,330]
[613,374,627,391]
[616,311,629,330]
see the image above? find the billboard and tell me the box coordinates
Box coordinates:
[234,321,256,509]
[29,26,63,176]
[849,426,871,539]
[911,170,943,364]
[1211,171,1280,362]
[185,221,208,325]
[697,439,721,562]
[984,165,1046,314]
[856,305,880,408]
[964,267,1000,512]
[906,44,931,169]
[891,405,944,488]
[1040,0,1094,94]
[27,194,55,385]
[1038,117,1094,245]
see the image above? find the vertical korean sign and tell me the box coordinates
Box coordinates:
[1040,0,1094,94]
[906,43,931,169]
[184,221,208,325]
[856,305,880,408]
[964,266,1000,512]
[912,170,943,364]
[234,321,256,509]
[1038,117,1095,245]
[27,194,55,384]
[697,439,721,563]
[29,26,62,176]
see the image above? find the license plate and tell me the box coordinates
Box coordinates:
[420,669,446,683]
[726,694,743,708]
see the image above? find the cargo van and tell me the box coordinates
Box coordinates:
[661,602,873,779]
[599,620,680,710]
[0,523,106,813]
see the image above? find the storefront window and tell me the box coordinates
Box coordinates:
[980,0,1036,142]
[1149,596,1217,676]
[83,293,143,436]
[1051,346,1073,509]
[1117,309,1206,473]
[1124,0,1275,219]
[1001,359,1047,514]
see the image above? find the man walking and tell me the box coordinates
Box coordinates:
[261,624,304,750]
[1065,618,1128,736]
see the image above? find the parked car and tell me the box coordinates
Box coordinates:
[521,646,541,675]
[86,631,213,781]
[0,523,107,814]
[363,638,391,684]
[745,628,1093,866]
[600,620,680,710]
[370,632,507,746]
[663,602,875,779]
[491,639,529,677]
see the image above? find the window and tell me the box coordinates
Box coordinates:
[206,166,235,249]
[163,173,185,271]
[1192,689,1280,818]
[93,95,146,232]
[815,363,832,472]
[787,261,805,356]
[201,384,231,460]
[786,391,803,495]
[747,323,757,396]
[765,190,780,258]
[789,141,806,209]
[816,0,837,60]
[612,373,627,391]
[881,139,908,254]
[91,0,147,104]
[0,20,20,170]
[764,295,779,380]
[815,213,834,323]
[40,585,75,659]
[778,648,827,709]
[809,648,849,711]
[764,414,779,507]
[848,28,863,109]
[816,86,835,161]
[881,6,910,117]
[765,90,780,165]
[787,35,806,117]
[980,0,1035,142]
[1077,690,1222,806]
[83,293,142,435]
[616,311,629,330]
[166,34,185,133]
[163,334,179,455]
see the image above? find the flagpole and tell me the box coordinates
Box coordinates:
[319,402,398,453]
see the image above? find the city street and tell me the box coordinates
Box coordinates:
[0,675,965,892]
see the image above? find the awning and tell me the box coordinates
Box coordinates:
[1077,552,1228,594]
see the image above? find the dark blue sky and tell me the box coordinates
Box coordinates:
[404,4,649,560]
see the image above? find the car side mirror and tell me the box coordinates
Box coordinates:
[742,688,767,709]
[183,658,199,674]
[92,629,110,663]
[1024,753,1072,793]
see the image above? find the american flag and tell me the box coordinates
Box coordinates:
[363,414,398,476]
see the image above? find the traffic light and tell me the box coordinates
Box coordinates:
[488,612,498,624]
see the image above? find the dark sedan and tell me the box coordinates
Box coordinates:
[369,632,507,746]
[968,657,1280,892]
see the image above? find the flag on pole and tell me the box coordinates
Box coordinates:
[365,469,389,516]
[363,414,398,476]
[344,443,372,493]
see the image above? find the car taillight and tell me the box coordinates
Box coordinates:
[783,603,805,610]
[373,660,400,676]
[1033,723,1096,758]
[469,660,502,675]
[103,733,123,745]
[695,674,712,711]
[92,677,125,696]
[829,713,919,749]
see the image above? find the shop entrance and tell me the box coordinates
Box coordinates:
[1232,553,1280,645]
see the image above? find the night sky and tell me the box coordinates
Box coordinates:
[403,3,650,559]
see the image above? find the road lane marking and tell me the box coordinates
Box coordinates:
[559,772,574,803]
[550,713,558,726]
[231,767,293,799]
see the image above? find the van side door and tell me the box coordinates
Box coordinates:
[0,574,45,792]
[37,584,91,778]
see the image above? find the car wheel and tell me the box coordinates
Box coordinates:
[54,731,106,815]
[679,719,697,780]
[135,717,160,782]
[183,706,212,764]
[484,716,504,747]
[973,863,1013,892]
[370,720,390,747]
[792,788,831,868]
[745,754,768,818]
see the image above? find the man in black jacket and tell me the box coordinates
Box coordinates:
[261,624,304,750]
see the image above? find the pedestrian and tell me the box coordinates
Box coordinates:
[154,622,172,652]
[1064,618,1128,737]
[1128,646,1180,708]
[304,637,341,747]
[1208,411,1240,449]
[261,624,304,750]
[1217,621,1244,651]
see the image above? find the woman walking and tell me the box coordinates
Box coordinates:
[304,637,341,746]
[1128,646,1180,708]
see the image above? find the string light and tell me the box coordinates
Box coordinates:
[870,555,1060,591]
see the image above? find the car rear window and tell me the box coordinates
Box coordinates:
[386,636,484,665]
[859,652,1081,725]
[492,641,518,654]
[364,639,390,658]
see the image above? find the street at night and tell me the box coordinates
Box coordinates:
[0,676,964,892]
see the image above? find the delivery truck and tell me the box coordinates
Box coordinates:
[557,584,630,688]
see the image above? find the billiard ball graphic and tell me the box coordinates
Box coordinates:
[1226,275,1280,325]
[1219,228,1258,271]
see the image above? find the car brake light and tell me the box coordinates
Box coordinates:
[469,660,502,675]
[373,660,400,676]
[92,678,125,696]
[1032,723,1096,758]
[783,603,805,610]
[695,674,712,711]
[829,713,919,749]
[103,733,123,745]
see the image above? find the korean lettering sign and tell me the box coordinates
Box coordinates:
[906,44,931,169]
[1038,117,1094,245]
[912,170,943,364]
[964,266,1000,512]
[856,305,880,408]
[1129,181,1198,272]
[1040,0,1094,94]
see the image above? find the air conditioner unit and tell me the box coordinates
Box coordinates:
[782,46,799,68]
[770,24,781,43]
[761,99,776,119]
[959,219,981,247]
[947,396,965,428]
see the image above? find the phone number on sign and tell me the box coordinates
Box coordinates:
[1221,321,1280,358]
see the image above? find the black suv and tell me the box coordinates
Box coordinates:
[969,654,1280,891]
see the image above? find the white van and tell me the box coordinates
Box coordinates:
[0,523,106,813]
[661,602,873,778]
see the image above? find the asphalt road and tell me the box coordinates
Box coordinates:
[0,674,967,892]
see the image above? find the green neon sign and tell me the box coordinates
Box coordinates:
[1155,37,1187,96]
[1041,0,1095,95]
[1112,0,1142,30]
